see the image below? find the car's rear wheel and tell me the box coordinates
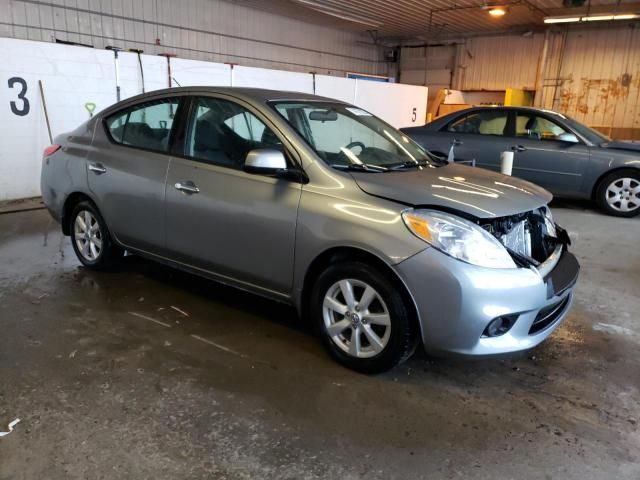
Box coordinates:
[311,261,416,373]
[70,200,122,269]
[596,170,640,217]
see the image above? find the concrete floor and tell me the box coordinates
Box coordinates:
[0,202,638,479]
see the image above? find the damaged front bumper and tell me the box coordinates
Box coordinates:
[394,241,580,357]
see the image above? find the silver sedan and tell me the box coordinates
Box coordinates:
[41,88,579,372]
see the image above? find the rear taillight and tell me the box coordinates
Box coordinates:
[43,144,61,158]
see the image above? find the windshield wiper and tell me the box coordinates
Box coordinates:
[330,163,389,172]
[389,160,431,170]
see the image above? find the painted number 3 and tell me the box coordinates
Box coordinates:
[8,77,30,116]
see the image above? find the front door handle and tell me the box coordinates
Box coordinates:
[174,181,200,194]
[511,145,527,152]
[89,163,107,174]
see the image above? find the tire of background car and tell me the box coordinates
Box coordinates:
[311,261,417,374]
[69,200,123,269]
[595,169,640,218]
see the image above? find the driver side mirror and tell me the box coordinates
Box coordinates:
[244,149,287,175]
[557,132,579,143]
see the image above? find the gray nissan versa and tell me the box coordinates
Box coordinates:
[41,87,580,373]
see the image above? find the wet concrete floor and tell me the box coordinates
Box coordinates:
[0,202,638,479]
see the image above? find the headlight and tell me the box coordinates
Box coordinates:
[402,209,517,269]
[542,206,557,238]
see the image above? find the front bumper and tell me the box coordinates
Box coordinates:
[394,245,579,356]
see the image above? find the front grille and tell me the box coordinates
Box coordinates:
[529,295,571,335]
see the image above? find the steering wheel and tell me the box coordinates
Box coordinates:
[345,141,365,152]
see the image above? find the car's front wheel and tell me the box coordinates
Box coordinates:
[596,170,640,217]
[70,200,122,269]
[311,261,417,373]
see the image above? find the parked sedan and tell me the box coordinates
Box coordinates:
[402,107,640,217]
[41,88,579,373]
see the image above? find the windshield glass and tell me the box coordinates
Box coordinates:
[269,101,439,170]
[562,115,611,144]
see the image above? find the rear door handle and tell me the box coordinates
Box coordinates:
[511,145,527,152]
[89,163,107,174]
[174,181,200,194]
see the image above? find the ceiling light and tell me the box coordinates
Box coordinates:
[488,7,507,17]
[544,13,639,23]
[582,15,614,21]
[544,16,581,23]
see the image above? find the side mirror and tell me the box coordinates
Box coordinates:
[244,149,287,175]
[557,132,579,143]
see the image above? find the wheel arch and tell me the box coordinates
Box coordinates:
[61,191,98,235]
[299,246,422,337]
[591,166,640,200]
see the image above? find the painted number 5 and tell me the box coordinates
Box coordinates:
[411,107,417,122]
[8,77,30,116]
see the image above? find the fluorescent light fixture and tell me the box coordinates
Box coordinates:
[488,7,507,17]
[583,15,614,21]
[544,16,581,23]
[544,13,639,23]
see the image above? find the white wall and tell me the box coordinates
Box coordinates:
[0,0,384,76]
[0,38,427,202]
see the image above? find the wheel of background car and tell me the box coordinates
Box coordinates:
[311,261,417,373]
[70,200,123,269]
[596,170,640,218]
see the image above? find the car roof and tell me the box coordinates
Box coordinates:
[441,105,566,117]
[118,86,343,105]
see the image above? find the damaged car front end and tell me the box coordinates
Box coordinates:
[395,203,579,356]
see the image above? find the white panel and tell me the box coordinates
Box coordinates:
[232,65,314,93]
[315,75,356,104]
[0,38,116,201]
[354,81,428,128]
[170,58,231,87]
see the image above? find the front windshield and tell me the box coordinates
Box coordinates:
[269,101,439,171]
[562,115,611,144]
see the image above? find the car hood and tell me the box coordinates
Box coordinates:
[351,163,552,219]
[601,140,640,153]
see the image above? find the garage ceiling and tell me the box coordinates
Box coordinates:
[238,0,640,41]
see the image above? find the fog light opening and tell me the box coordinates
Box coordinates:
[482,315,518,337]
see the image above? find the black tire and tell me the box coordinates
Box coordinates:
[311,261,417,374]
[69,200,122,269]
[595,170,640,218]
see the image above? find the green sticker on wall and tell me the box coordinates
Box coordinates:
[85,102,97,117]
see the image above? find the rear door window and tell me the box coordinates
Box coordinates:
[106,98,180,153]
[446,110,508,136]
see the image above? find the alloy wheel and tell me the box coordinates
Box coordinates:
[73,210,103,261]
[322,279,391,359]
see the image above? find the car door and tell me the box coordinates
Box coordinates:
[507,111,589,196]
[164,95,303,295]
[88,96,184,253]
[438,109,513,168]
